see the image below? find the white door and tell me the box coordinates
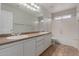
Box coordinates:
[23,38,36,56]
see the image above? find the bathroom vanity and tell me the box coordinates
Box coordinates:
[0,32,52,56]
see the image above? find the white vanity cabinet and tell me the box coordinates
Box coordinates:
[23,38,36,56]
[0,33,51,56]
[0,41,23,56]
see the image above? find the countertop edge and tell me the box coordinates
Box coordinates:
[0,32,51,46]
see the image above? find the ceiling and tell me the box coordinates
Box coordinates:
[2,3,79,18]
[38,3,78,13]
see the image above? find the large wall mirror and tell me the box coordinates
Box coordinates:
[0,3,41,34]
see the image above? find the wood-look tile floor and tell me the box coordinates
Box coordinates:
[40,44,79,56]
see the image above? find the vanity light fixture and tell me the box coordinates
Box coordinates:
[30,3,40,9]
[19,3,40,12]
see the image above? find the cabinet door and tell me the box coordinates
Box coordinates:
[23,38,36,56]
[36,36,45,55]
[0,42,23,56]
[45,34,51,48]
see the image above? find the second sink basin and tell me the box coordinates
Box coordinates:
[6,35,28,40]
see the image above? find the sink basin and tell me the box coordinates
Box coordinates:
[6,35,28,40]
